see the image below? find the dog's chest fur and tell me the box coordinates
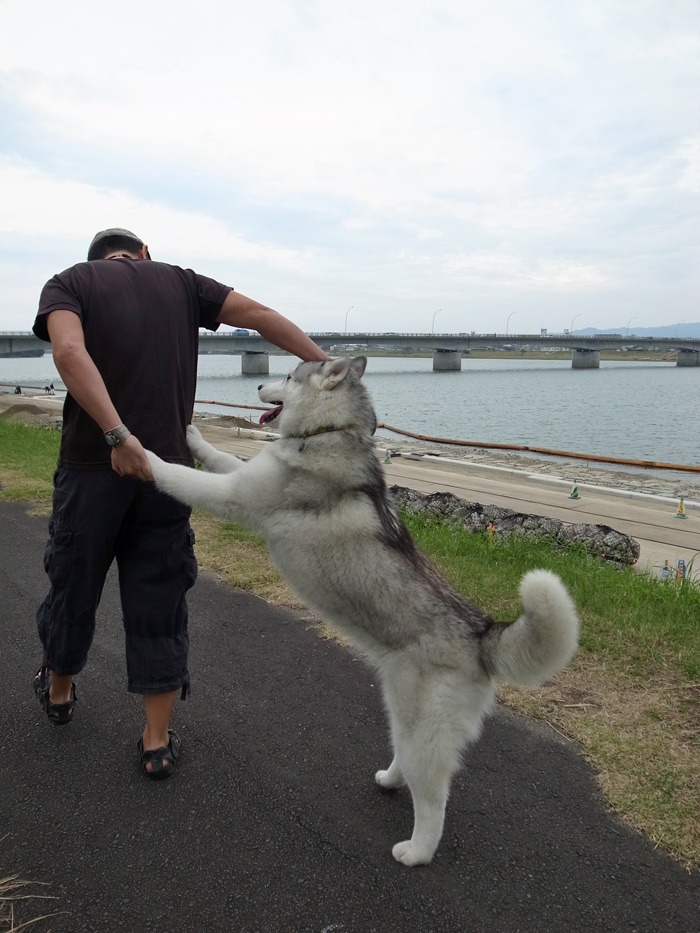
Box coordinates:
[259,433,493,649]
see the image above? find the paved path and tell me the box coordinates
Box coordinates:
[2,501,699,932]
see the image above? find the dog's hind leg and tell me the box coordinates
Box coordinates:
[375,696,407,789]
[381,667,485,866]
[375,756,405,789]
[376,666,455,865]
[390,727,455,867]
[376,717,405,790]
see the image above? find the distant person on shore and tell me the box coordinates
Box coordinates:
[31,227,330,779]
[14,386,21,395]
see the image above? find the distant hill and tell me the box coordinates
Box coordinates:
[576,323,700,339]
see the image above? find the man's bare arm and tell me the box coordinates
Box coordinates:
[45,310,153,480]
[47,311,121,430]
[216,292,330,362]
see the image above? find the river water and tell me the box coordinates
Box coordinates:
[2,353,698,469]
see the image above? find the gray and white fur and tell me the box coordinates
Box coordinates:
[146,356,578,866]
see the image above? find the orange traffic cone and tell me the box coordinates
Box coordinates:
[676,497,687,519]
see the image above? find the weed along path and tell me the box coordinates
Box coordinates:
[2,500,699,932]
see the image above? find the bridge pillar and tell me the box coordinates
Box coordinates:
[571,349,600,369]
[432,349,462,371]
[676,349,700,366]
[241,351,270,375]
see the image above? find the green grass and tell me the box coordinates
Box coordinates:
[403,515,700,682]
[1,419,699,868]
[0,421,59,501]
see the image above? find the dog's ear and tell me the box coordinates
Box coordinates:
[320,356,368,390]
[319,358,353,389]
[350,356,367,379]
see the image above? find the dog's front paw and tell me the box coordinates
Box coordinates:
[186,424,204,452]
[392,840,433,867]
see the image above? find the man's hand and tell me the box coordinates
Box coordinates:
[110,435,154,481]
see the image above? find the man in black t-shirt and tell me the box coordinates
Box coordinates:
[32,227,329,779]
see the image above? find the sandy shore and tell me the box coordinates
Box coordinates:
[379,439,700,503]
[194,410,700,504]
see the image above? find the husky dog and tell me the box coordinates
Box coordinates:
[146,357,578,866]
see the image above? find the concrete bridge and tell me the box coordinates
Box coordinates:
[2,330,699,372]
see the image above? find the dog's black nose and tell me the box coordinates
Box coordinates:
[257,384,263,390]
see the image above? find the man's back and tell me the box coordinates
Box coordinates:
[34,259,229,467]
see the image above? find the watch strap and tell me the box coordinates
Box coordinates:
[104,424,131,448]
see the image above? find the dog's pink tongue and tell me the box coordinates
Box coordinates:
[259,406,282,425]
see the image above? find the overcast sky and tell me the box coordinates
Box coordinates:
[1,0,698,336]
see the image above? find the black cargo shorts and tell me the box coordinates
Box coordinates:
[36,467,198,694]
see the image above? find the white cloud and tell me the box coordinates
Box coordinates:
[439,251,613,289]
[677,137,700,193]
[0,0,698,333]
[0,156,315,267]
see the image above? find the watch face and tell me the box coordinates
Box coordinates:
[105,425,129,447]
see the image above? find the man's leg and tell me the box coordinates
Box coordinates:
[141,690,179,771]
[37,468,128,711]
[117,483,197,774]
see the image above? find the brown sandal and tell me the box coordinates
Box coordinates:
[137,729,181,780]
[34,667,77,726]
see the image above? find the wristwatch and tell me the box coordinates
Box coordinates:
[104,424,131,448]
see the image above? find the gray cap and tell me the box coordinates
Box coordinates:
[87,227,144,260]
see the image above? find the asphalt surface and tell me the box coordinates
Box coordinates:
[2,500,699,933]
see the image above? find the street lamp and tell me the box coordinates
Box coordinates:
[344,306,354,334]
[570,314,580,335]
[506,311,516,336]
[626,316,636,337]
[432,308,442,334]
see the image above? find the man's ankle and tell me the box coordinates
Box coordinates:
[142,689,178,751]
[48,670,73,705]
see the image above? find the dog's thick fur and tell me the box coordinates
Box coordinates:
[146,357,578,866]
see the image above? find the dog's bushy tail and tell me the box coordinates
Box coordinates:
[481,570,579,687]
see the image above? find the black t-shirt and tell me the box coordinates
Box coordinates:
[34,258,231,468]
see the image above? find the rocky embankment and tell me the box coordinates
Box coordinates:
[390,486,641,566]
